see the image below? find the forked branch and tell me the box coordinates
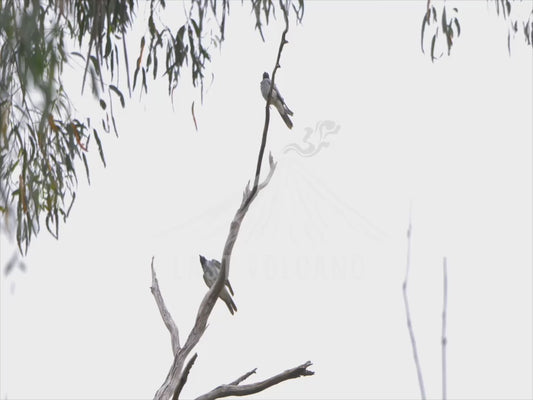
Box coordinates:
[151,4,306,399]
[195,361,314,400]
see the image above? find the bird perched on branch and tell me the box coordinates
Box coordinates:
[260,72,294,129]
[199,255,237,315]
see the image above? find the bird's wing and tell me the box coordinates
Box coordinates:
[271,83,293,116]
[210,259,234,295]
[220,287,237,315]
[202,273,213,288]
[273,83,284,103]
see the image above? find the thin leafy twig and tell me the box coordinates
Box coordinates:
[402,212,426,400]
[442,257,448,400]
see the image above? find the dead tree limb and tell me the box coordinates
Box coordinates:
[151,3,313,399]
[441,257,448,400]
[150,257,180,355]
[174,353,198,400]
[195,361,314,400]
[151,155,277,400]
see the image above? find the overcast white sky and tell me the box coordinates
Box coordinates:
[1,1,532,399]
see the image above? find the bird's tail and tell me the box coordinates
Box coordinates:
[225,280,234,296]
[281,112,293,130]
[223,297,238,315]
[284,104,294,116]
[275,103,293,129]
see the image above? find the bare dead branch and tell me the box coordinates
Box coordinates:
[229,368,257,386]
[402,213,426,400]
[174,353,198,400]
[150,257,180,355]
[153,112,278,400]
[195,361,314,400]
[153,260,227,400]
[151,5,310,399]
[442,257,448,400]
[220,152,277,280]
[152,49,280,400]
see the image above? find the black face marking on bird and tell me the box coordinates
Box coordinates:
[262,72,269,79]
[199,254,207,270]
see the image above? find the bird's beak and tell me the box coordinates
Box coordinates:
[199,255,206,264]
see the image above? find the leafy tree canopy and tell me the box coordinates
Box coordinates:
[0,0,304,258]
[0,0,530,263]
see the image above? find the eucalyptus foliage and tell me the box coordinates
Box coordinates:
[421,0,532,61]
[0,0,304,258]
[0,0,529,261]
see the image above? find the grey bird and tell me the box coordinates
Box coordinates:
[199,255,237,315]
[260,72,294,129]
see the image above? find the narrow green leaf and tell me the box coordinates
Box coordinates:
[105,36,112,57]
[122,36,132,97]
[142,68,147,93]
[89,55,101,77]
[442,7,447,33]
[191,19,201,37]
[82,153,91,184]
[133,36,145,90]
[93,129,106,167]
[454,18,461,37]
[70,51,85,61]
[177,25,186,42]
[431,33,437,62]
[421,11,430,53]
[133,67,140,89]
[109,85,125,107]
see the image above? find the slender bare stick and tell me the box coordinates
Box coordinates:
[402,212,426,400]
[229,368,257,386]
[241,0,290,214]
[220,0,290,279]
[442,257,448,400]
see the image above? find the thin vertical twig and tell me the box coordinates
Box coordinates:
[442,257,448,400]
[223,0,290,274]
[245,0,290,210]
[402,211,426,400]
